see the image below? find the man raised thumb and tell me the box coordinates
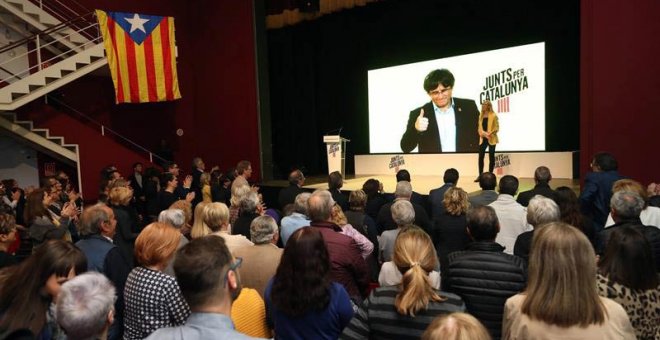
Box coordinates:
[415,108,429,132]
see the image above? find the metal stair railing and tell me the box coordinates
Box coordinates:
[0,11,101,86]
[26,0,94,39]
[44,95,169,165]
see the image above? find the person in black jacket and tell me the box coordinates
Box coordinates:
[516,166,558,207]
[597,190,660,271]
[513,195,561,263]
[278,170,305,210]
[444,205,527,340]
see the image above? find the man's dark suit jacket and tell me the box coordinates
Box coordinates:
[516,183,558,207]
[376,199,432,235]
[579,170,624,231]
[429,183,454,220]
[596,218,660,272]
[278,184,304,210]
[400,98,479,153]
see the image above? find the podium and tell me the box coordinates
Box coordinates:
[323,135,350,175]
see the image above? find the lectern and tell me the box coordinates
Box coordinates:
[323,135,350,175]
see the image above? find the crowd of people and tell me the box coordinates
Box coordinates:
[0,151,658,339]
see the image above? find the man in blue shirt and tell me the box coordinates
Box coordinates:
[146,236,259,340]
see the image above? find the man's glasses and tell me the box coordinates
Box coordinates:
[224,257,242,285]
[429,87,452,97]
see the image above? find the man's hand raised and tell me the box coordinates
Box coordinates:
[415,108,429,132]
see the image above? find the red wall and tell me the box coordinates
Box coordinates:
[48,0,260,188]
[580,0,660,184]
[20,105,153,201]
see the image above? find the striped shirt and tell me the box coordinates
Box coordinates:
[340,286,465,339]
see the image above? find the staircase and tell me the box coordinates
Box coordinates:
[0,0,92,51]
[0,111,77,161]
[0,2,170,201]
[0,42,106,111]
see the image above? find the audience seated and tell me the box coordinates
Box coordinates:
[341,227,466,340]
[146,234,260,339]
[280,192,312,245]
[555,186,597,249]
[379,226,441,289]
[203,202,253,252]
[516,166,558,207]
[266,227,354,339]
[396,169,427,211]
[579,152,625,232]
[597,226,660,339]
[502,222,635,339]
[604,179,660,228]
[489,175,531,254]
[380,200,414,263]
[434,186,471,272]
[429,168,459,220]
[513,195,560,263]
[468,172,498,207]
[345,190,380,278]
[5,151,658,340]
[377,181,432,235]
[233,216,283,298]
[422,312,492,340]
[329,171,349,211]
[597,191,660,271]
[444,205,527,339]
[331,204,374,259]
[362,178,387,221]
[278,169,305,210]
[56,272,116,340]
[0,240,87,338]
[123,222,190,339]
[308,189,368,299]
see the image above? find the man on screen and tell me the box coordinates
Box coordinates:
[400,69,480,153]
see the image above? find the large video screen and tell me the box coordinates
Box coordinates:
[368,42,545,154]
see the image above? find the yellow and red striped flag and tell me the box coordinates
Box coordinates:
[96,10,181,103]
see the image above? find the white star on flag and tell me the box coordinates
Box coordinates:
[125,13,149,33]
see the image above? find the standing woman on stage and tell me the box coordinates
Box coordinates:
[476,100,499,181]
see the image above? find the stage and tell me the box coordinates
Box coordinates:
[301,174,579,196]
[259,151,580,208]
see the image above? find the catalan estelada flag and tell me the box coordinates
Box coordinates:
[96,10,181,103]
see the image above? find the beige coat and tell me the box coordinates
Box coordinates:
[232,243,283,298]
[502,294,635,340]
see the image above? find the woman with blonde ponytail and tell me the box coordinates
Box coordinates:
[341,226,465,339]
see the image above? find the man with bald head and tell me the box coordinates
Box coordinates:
[278,169,305,210]
[309,189,369,299]
[516,166,558,207]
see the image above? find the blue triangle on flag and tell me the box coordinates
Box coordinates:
[108,11,164,45]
